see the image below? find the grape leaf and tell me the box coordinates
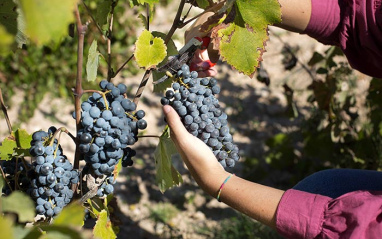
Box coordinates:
[112,157,122,181]
[95,0,112,27]
[211,0,281,76]
[0,136,17,161]
[134,29,167,69]
[0,129,31,160]
[196,0,210,9]
[154,127,183,193]
[151,31,178,93]
[0,216,15,239]
[53,202,84,227]
[0,0,28,48]
[0,25,13,56]
[1,191,35,222]
[15,129,32,148]
[19,0,78,45]
[39,225,82,239]
[137,0,159,8]
[93,210,116,239]
[86,40,101,82]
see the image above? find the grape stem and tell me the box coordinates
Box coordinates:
[0,87,12,134]
[107,0,118,81]
[137,135,160,139]
[0,165,13,193]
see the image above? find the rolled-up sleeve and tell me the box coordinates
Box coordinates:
[276,189,382,239]
[303,0,382,78]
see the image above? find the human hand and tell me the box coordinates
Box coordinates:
[162,105,229,196]
[185,12,220,77]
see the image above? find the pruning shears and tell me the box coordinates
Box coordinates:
[153,37,212,85]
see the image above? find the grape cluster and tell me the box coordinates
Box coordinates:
[29,128,79,217]
[1,158,32,195]
[161,64,240,167]
[78,80,146,196]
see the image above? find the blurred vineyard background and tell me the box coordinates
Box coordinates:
[1,1,381,238]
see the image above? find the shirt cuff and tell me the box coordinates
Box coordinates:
[303,0,342,45]
[276,189,332,239]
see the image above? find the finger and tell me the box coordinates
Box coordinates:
[162,105,189,139]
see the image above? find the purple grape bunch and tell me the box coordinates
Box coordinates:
[77,80,147,197]
[161,64,240,167]
[29,127,79,217]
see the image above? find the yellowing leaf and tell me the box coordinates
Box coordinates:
[93,210,116,239]
[19,0,78,45]
[151,31,178,93]
[53,202,84,227]
[213,0,281,76]
[134,29,167,69]
[218,22,267,76]
[1,191,35,222]
[0,216,15,239]
[86,40,100,82]
[154,127,183,193]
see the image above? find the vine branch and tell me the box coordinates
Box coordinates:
[0,87,12,134]
[107,1,118,81]
[73,5,87,172]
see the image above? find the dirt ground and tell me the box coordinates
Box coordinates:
[0,3,373,239]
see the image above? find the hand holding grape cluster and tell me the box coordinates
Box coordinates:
[161,64,240,168]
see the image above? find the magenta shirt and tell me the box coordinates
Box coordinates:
[303,0,382,78]
[276,189,382,238]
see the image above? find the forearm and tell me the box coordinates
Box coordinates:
[276,0,312,33]
[210,173,284,229]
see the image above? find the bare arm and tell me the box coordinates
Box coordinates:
[163,105,284,228]
[276,0,312,33]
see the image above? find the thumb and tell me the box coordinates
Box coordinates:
[162,105,189,139]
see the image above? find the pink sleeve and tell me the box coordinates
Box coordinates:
[304,0,382,78]
[276,189,382,239]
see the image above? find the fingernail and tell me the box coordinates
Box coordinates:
[163,105,171,114]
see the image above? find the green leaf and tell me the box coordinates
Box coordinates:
[13,225,32,239]
[93,210,116,239]
[15,129,32,148]
[19,0,78,45]
[95,0,111,27]
[2,191,35,222]
[0,24,13,56]
[0,136,17,161]
[151,31,178,93]
[134,29,167,69]
[196,0,210,9]
[154,127,183,193]
[53,202,84,227]
[86,40,101,82]
[39,225,82,239]
[137,0,159,8]
[0,0,29,49]
[0,216,15,239]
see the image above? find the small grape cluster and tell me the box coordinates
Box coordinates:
[29,128,79,217]
[78,80,146,196]
[161,64,240,167]
[1,159,32,195]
